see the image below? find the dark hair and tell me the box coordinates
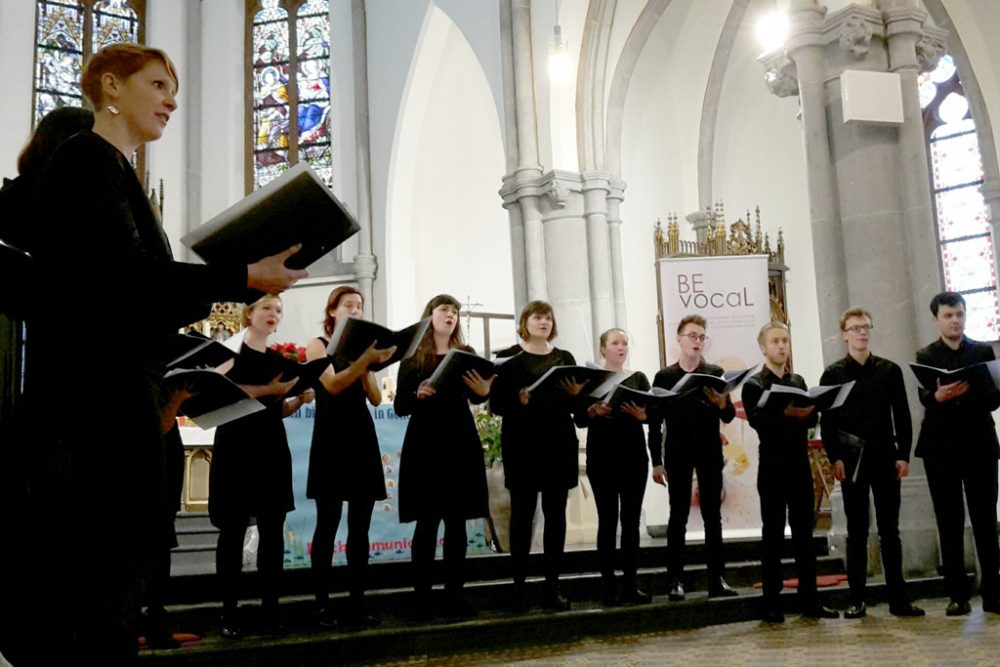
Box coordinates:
[17,107,94,176]
[839,306,873,331]
[598,328,627,357]
[517,300,557,341]
[82,43,179,109]
[412,294,464,372]
[676,314,707,335]
[323,286,363,336]
[930,291,966,316]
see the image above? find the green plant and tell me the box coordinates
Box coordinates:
[474,406,502,465]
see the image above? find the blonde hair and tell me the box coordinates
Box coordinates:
[242,294,282,327]
[757,320,789,345]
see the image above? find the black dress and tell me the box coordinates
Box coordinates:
[306,342,387,503]
[394,348,489,523]
[490,345,579,491]
[208,345,295,527]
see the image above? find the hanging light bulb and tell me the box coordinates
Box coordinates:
[548,23,571,85]
[755,11,789,53]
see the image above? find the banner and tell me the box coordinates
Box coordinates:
[281,402,490,568]
[654,254,771,534]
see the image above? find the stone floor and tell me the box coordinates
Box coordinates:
[374,597,1000,667]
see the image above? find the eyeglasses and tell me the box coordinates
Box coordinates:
[844,324,873,334]
[681,333,708,342]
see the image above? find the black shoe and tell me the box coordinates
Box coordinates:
[541,588,570,611]
[511,583,528,612]
[621,586,652,605]
[220,611,242,640]
[668,578,685,601]
[762,610,785,624]
[946,600,972,616]
[315,604,338,629]
[844,602,867,619]
[707,578,739,598]
[801,605,840,619]
[142,611,180,650]
[889,603,925,617]
[983,600,1000,615]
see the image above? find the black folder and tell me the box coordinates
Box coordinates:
[164,368,264,429]
[426,348,502,391]
[909,361,1000,395]
[325,317,431,372]
[669,367,755,395]
[524,365,620,401]
[181,162,361,269]
[756,380,855,412]
[274,356,332,396]
[163,331,238,370]
[601,384,679,414]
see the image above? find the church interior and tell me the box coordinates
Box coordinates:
[3,0,1000,663]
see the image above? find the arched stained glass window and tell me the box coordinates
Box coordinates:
[920,54,999,340]
[247,0,331,192]
[32,0,145,125]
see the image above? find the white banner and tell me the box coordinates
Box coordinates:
[651,254,771,535]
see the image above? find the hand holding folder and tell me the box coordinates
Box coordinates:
[326,317,430,372]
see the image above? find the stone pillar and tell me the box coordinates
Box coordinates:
[582,171,616,350]
[686,210,711,246]
[607,179,628,326]
[759,0,946,578]
[352,0,377,315]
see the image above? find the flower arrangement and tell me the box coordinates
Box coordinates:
[270,341,307,363]
[474,405,503,465]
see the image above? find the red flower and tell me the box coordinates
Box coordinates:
[270,341,307,362]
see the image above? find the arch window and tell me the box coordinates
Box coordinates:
[920,54,998,340]
[246,0,331,192]
[32,0,144,125]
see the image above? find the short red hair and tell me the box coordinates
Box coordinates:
[82,43,179,109]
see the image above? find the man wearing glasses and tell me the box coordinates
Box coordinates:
[819,307,924,618]
[648,314,738,601]
[915,291,1000,616]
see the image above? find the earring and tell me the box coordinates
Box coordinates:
[106,105,120,116]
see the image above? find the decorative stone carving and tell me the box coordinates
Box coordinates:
[838,14,873,59]
[547,178,569,208]
[764,56,799,98]
[916,33,946,73]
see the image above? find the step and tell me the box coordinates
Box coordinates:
[137,574,948,666]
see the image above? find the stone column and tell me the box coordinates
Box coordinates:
[582,171,616,350]
[352,0,377,314]
[759,0,945,578]
[607,179,628,326]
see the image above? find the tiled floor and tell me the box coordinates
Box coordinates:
[377,598,1000,666]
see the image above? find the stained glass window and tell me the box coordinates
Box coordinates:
[32,0,145,126]
[248,0,332,191]
[920,54,999,340]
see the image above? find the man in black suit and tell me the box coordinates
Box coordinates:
[916,291,1000,616]
[648,314,738,601]
[820,307,923,618]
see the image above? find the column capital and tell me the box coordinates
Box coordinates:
[352,253,378,280]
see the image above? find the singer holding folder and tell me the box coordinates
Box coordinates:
[209,295,315,638]
[305,286,395,628]
[394,295,493,618]
[574,328,652,606]
[915,292,1000,616]
[819,307,923,619]
[13,44,306,664]
[491,300,587,611]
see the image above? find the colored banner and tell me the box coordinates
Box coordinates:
[654,254,772,534]
[280,402,490,568]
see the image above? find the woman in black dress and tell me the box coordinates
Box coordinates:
[306,286,394,627]
[491,300,586,611]
[575,328,652,606]
[210,295,314,638]
[10,44,305,663]
[394,294,493,617]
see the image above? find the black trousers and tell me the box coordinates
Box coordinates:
[411,515,468,595]
[216,512,286,612]
[311,498,375,604]
[924,452,1000,604]
[509,487,569,586]
[840,456,908,606]
[758,458,817,611]
[666,454,725,580]
[590,466,646,584]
